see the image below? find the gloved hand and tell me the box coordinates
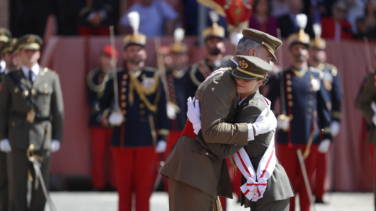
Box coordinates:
[0,139,11,153]
[311,78,321,91]
[155,140,167,153]
[373,114,376,126]
[108,111,124,126]
[51,140,61,152]
[330,121,340,137]
[252,109,277,136]
[277,118,290,130]
[318,139,331,153]
[187,97,201,135]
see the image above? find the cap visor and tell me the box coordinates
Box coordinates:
[231,69,258,80]
[268,49,277,62]
[22,43,40,50]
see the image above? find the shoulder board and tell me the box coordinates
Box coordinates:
[309,67,324,80]
[325,63,338,76]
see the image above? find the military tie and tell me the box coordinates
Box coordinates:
[28,69,34,84]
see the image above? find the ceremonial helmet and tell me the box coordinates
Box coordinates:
[202,11,225,41]
[123,11,146,48]
[171,28,187,54]
[0,28,11,43]
[310,24,326,50]
[287,14,310,48]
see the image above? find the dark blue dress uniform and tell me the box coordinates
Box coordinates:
[316,63,343,122]
[86,68,117,190]
[87,68,112,126]
[166,69,186,130]
[267,67,332,146]
[100,68,170,147]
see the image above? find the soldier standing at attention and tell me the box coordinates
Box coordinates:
[164,28,189,162]
[0,34,64,211]
[266,14,332,211]
[184,11,226,100]
[308,24,343,204]
[0,32,14,211]
[86,45,119,191]
[99,12,170,211]
[356,51,376,211]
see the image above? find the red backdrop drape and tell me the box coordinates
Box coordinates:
[40,36,375,192]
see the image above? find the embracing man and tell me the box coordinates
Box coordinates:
[161,29,293,211]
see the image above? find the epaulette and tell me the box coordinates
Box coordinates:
[325,63,338,76]
[309,67,324,80]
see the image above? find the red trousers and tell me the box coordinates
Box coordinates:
[112,146,155,211]
[90,127,116,189]
[78,26,110,36]
[164,130,182,192]
[315,151,327,200]
[277,144,318,211]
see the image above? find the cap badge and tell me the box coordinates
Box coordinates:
[239,60,248,69]
[27,37,35,43]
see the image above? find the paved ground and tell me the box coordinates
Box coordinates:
[48,191,373,211]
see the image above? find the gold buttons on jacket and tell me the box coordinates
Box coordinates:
[12,122,15,127]
[309,94,313,99]
[288,102,293,107]
[121,95,126,100]
[121,102,127,107]
[140,110,145,115]
[122,81,126,86]
[14,88,18,93]
[308,101,313,106]
[287,80,292,85]
[121,88,126,92]
[287,87,292,92]
[22,90,29,98]
[140,103,145,108]
[288,94,293,100]
[206,152,209,156]
[31,89,36,95]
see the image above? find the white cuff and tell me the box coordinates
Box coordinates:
[247,124,255,141]
[373,114,376,126]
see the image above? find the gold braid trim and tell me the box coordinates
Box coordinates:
[332,111,342,119]
[87,69,109,94]
[189,64,202,87]
[159,129,169,136]
[129,74,157,112]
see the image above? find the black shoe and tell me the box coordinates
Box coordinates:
[315,199,326,204]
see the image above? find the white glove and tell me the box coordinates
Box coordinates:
[373,114,376,126]
[252,109,277,135]
[230,32,242,46]
[51,140,61,152]
[187,97,201,135]
[167,102,177,120]
[277,118,290,130]
[108,112,124,126]
[0,139,11,152]
[330,121,340,137]
[318,139,331,153]
[155,140,167,153]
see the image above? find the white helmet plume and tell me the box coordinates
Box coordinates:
[128,11,140,33]
[296,14,307,30]
[174,28,185,42]
[313,24,322,37]
[209,11,219,25]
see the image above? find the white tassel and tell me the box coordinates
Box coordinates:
[128,11,140,33]
[296,14,307,29]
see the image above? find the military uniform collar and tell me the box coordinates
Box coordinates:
[291,65,308,78]
[238,90,260,108]
[21,63,40,77]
